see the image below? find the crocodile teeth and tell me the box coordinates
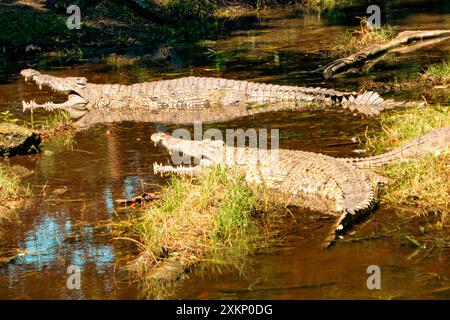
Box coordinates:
[22,100,35,111]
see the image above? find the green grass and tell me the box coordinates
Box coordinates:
[364,105,450,225]
[0,11,71,49]
[424,58,450,85]
[123,165,283,298]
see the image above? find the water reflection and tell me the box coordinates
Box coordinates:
[0,0,449,299]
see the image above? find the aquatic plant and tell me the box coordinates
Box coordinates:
[1,111,19,125]
[0,165,31,222]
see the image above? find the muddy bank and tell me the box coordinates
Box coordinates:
[0,0,388,60]
[0,123,40,157]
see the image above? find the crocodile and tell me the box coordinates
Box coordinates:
[150,127,450,248]
[20,69,413,127]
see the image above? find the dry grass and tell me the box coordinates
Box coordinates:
[103,54,141,69]
[0,165,22,202]
[380,155,449,226]
[215,0,345,18]
[333,17,396,56]
[214,2,254,18]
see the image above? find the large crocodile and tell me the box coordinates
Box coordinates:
[20,69,412,127]
[150,127,450,248]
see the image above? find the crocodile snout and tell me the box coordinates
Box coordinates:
[151,132,170,145]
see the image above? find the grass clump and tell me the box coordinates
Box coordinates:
[333,17,396,56]
[36,110,75,139]
[364,105,450,225]
[124,165,283,297]
[0,166,23,201]
[424,58,450,85]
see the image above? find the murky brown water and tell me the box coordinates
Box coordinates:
[0,0,449,299]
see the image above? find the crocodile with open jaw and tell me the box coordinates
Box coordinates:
[20,69,413,127]
[150,127,450,248]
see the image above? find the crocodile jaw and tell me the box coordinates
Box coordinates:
[151,132,225,163]
[21,69,89,119]
[22,94,88,119]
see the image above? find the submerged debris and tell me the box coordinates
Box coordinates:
[114,192,161,206]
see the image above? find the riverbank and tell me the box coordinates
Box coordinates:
[119,165,285,299]
[0,0,344,59]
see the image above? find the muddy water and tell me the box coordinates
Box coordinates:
[0,0,450,299]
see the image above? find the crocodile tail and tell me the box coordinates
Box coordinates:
[343,126,450,169]
[339,91,407,116]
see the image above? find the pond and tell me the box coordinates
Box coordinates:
[0,0,449,299]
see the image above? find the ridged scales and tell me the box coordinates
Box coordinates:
[151,127,450,248]
[113,76,400,115]
[255,149,377,248]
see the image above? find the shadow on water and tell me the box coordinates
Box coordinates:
[0,0,449,299]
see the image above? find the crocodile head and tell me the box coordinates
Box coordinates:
[151,132,225,163]
[21,69,90,120]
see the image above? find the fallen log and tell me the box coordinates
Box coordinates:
[323,30,450,79]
